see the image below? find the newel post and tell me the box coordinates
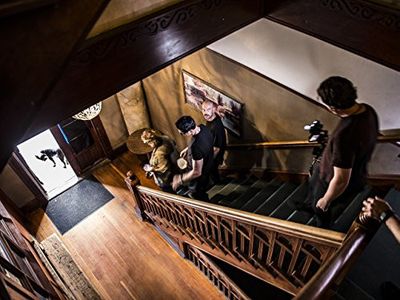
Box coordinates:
[125,171,146,221]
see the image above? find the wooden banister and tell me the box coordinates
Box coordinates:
[127,183,345,294]
[226,140,317,150]
[137,186,344,246]
[124,171,146,221]
[226,134,400,150]
[294,215,380,300]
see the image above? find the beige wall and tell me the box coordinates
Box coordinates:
[0,164,34,208]
[143,48,400,175]
[100,82,150,149]
[99,95,128,149]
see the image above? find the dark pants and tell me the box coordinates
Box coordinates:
[210,162,221,184]
[307,167,361,228]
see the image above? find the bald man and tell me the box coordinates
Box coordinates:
[201,100,226,183]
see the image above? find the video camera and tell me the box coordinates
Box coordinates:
[304,120,329,175]
[304,120,328,144]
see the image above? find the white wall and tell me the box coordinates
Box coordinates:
[208,19,400,130]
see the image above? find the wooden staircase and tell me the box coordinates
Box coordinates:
[206,176,374,233]
[126,173,349,295]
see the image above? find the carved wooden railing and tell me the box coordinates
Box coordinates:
[125,175,344,295]
[187,245,250,300]
[295,216,380,300]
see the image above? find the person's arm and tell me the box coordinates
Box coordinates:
[362,196,400,243]
[316,166,351,211]
[172,159,203,191]
[213,147,220,158]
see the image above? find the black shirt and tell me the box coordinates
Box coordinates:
[207,117,226,164]
[190,124,214,191]
[320,104,378,189]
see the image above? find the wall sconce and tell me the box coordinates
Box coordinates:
[72,102,102,121]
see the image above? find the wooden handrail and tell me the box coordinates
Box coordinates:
[226,134,400,150]
[294,217,380,300]
[130,184,345,294]
[137,185,344,246]
[226,140,318,150]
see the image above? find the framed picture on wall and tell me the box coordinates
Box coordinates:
[182,70,244,137]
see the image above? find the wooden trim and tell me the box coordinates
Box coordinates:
[187,244,251,300]
[89,116,113,158]
[0,0,110,170]
[0,0,58,19]
[227,140,318,150]
[226,135,400,150]
[137,185,344,246]
[264,0,400,72]
[294,220,380,300]
[25,0,265,139]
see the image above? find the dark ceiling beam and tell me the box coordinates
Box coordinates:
[265,0,400,72]
[0,0,110,170]
[25,0,265,140]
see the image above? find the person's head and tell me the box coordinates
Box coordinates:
[141,129,162,148]
[317,76,357,113]
[175,116,197,136]
[201,99,218,122]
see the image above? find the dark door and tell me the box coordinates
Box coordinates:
[51,116,112,175]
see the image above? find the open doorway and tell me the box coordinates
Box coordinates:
[17,130,79,200]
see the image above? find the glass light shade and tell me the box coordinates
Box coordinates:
[72,102,102,121]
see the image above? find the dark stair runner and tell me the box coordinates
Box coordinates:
[206,176,376,233]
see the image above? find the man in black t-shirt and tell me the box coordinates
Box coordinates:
[202,100,226,183]
[306,76,379,228]
[172,116,214,201]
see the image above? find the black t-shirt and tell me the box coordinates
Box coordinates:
[190,125,214,191]
[207,117,226,164]
[319,104,378,189]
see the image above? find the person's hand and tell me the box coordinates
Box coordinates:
[180,147,188,158]
[316,197,330,212]
[143,164,152,172]
[362,196,392,220]
[172,174,182,191]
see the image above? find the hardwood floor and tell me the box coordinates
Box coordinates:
[28,152,223,300]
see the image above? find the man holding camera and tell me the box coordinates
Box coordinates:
[305,76,379,228]
[172,116,214,201]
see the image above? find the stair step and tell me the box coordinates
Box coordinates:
[336,278,375,300]
[331,187,373,233]
[217,177,257,206]
[240,178,283,212]
[254,182,298,216]
[206,177,234,200]
[223,179,268,209]
[210,177,254,204]
[287,209,314,225]
[270,181,309,220]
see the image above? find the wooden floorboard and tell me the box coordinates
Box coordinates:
[28,152,223,300]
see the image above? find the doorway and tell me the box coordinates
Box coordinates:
[17,130,79,200]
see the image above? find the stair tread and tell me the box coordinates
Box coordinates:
[254,182,298,216]
[223,179,268,209]
[287,209,314,225]
[206,177,234,199]
[331,186,373,233]
[212,177,255,204]
[239,178,283,212]
[269,181,309,220]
